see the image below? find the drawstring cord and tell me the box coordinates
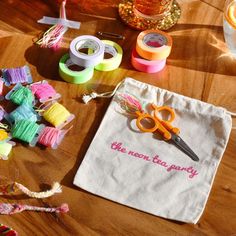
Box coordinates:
[82,81,123,104]
[226,111,236,129]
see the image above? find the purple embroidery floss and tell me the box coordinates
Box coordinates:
[0,106,5,121]
[1,65,32,86]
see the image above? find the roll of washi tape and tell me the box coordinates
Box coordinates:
[95,40,123,71]
[69,35,105,67]
[136,29,172,60]
[131,48,166,73]
[59,54,94,84]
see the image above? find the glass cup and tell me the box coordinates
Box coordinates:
[133,0,173,20]
[223,0,236,57]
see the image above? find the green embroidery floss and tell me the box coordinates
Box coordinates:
[9,86,34,105]
[11,120,40,143]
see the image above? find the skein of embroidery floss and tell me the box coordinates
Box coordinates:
[36,0,80,50]
[36,126,71,149]
[4,104,40,125]
[1,65,32,86]
[11,120,44,145]
[0,202,69,215]
[42,102,75,129]
[29,80,61,103]
[5,83,34,106]
[0,181,62,198]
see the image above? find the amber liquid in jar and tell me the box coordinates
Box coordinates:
[134,0,173,18]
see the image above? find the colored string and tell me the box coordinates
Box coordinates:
[0,142,12,160]
[2,66,32,85]
[0,181,62,198]
[8,104,38,124]
[31,82,56,101]
[9,86,34,105]
[0,224,18,236]
[11,120,40,143]
[0,79,3,96]
[82,81,123,104]
[37,126,62,148]
[43,102,71,127]
[0,203,69,215]
[116,93,144,115]
[36,0,68,49]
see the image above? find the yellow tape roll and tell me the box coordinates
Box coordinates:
[95,40,123,71]
[136,30,172,60]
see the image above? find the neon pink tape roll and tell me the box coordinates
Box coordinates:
[131,48,166,73]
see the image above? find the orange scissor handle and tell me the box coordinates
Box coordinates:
[135,111,172,140]
[151,104,180,135]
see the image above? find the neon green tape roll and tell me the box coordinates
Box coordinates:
[95,40,123,71]
[59,54,94,84]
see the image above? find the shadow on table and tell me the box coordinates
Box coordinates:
[24,44,68,82]
[168,23,236,76]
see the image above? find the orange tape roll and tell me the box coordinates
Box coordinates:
[136,30,172,60]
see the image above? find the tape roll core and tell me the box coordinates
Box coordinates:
[136,29,172,60]
[59,54,94,84]
[69,35,105,67]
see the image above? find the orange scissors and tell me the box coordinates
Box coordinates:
[136,103,199,162]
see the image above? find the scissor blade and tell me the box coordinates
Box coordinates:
[170,134,199,162]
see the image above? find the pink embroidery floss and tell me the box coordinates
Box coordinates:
[0,203,69,215]
[0,182,62,198]
[116,93,144,115]
[36,0,68,49]
[37,126,67,149]
[30,82,57,102]
[0,79,4,97]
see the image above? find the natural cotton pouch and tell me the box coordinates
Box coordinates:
[73,77,232,223]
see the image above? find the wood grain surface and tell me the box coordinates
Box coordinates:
[0,0,236,235]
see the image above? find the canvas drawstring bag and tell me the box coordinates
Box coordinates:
[73,77,233,224]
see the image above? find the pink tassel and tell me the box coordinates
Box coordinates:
[0,203,69,215]
[56,203,69,213]
[116,93,144,115]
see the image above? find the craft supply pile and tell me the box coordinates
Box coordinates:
[59,36,123,84]
[0,65,75,160]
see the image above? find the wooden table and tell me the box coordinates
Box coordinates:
[0,0,236,235]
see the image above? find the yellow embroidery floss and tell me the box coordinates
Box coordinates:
[43,102,71,128]
[0,130,8,141]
